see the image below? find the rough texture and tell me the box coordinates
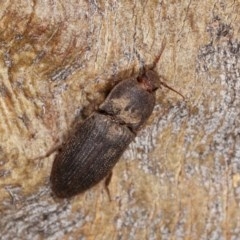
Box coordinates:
[51,113,135,198]
[0,1,240,239]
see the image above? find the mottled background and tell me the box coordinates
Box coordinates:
[0,1,240,239]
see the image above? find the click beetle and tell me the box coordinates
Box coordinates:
[50,41,183,198]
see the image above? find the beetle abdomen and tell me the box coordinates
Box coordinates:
[50,113,134,198]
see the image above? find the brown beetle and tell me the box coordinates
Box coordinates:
[50,41,183,198]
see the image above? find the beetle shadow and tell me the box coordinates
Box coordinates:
[34,39,184,164]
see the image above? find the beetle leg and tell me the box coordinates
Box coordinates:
[104,171,113,201]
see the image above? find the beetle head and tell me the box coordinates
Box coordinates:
[136,37,184,99]
[137,70,159,92]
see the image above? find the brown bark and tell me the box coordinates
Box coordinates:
[0,1,240,239]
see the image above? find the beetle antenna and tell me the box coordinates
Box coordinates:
[134,48,145,75]
[134,36,166,74]
[151,36,167,70]
[159,77,185,99]
[153,37,184,99]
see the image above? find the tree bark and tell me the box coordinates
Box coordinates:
[0,1,240,239]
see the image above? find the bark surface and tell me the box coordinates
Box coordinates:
[0,1,240,239]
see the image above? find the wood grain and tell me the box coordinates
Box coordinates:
[0,1,240,239]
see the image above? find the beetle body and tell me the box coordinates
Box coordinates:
[50,70,158,198]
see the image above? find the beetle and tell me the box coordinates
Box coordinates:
[50,40,184,198]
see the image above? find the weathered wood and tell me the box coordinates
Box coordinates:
[0,1,240,239]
